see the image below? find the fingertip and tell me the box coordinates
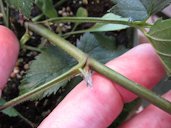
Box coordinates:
[0,25,19,90]
[119,90,171,128]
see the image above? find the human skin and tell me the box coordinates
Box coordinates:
[119,90,171,128]
[0,25,19,96]
[38,44,170,128]
[1,25,170,128]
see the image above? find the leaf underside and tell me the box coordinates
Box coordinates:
[147,19,171,76]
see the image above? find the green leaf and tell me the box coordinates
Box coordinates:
[86,13,129,32]
[76,7,88,17]
[20,45,76,100]
[110,0,171,21]
[5,0,34,18]
[0,99,19,117]
[93,33,116,50]
[77,32,128,63]
[147,19,171,76]
[35,0,57,18]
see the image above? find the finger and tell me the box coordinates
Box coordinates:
[0,25,19,96]
[119,90,171,128]
[38,44,165,128]
[38,75,124,128]
[106,43,165,102]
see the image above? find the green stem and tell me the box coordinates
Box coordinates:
[63,29,92,37]
[63,23,79,38]
[20,32,31,46]
[25,22,171,114]
[40,17,150,28]
[0,0,8,27]
[25,22,86,62]
[88,58,171,114]
[0,62,85,110]
[32,14,44,22]
[23,45,42,52]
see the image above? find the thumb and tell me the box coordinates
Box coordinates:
[0,25,19,96]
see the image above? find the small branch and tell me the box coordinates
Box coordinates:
[20,32,31,46]
[39,17,150,28]
[23,45,42,52]
[32,14,44,22]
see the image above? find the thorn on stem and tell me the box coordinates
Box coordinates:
[79,68,93,87]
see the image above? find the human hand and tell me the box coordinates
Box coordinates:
[0,25,19,97]
[0,26,170,128]
[38,44,171,128]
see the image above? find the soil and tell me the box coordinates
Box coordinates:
[0,0,132,128]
